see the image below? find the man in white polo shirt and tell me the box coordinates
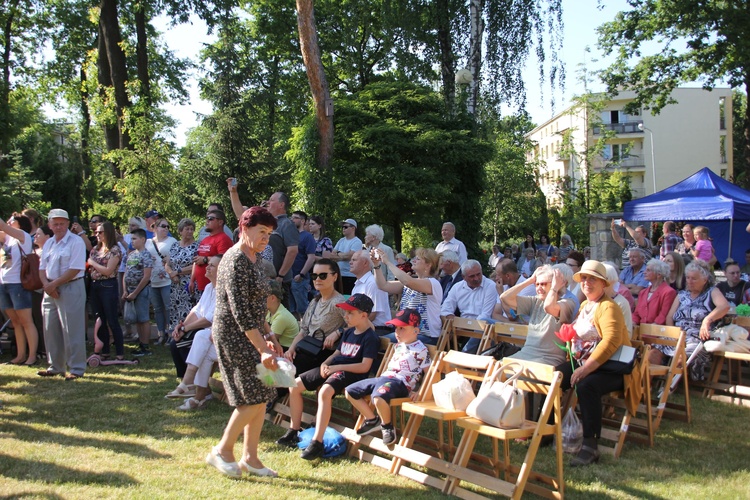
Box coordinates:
[435,222,467,264]
[38,209,87,380]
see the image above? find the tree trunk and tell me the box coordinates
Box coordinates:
[0,0,19,158]
[435,0,455,109]
[266,56,279,154]
[99,0,130,151]
[468,0,483,115]
[135,1,151,107]
[97,26,121,165]
[296,0,333,169]
[79,66,91,178]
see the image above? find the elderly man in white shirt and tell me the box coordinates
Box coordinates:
[435,222,467,264]
[38,209,88,380]
[350,250,392,333]
[364,224,395,281]
[440,260,498,353]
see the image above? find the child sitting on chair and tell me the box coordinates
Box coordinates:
[276,293,380,460]
[345,308,431,446]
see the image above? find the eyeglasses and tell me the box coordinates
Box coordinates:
[310,272,332,281]
[206,216,217,221]
[158,224,169,229]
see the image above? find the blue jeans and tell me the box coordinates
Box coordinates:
[289,279,311,315]
[90,278,124,356]
[150,285,171,333]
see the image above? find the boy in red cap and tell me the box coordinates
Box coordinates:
[277,293,379,459]
[345,308,431,446]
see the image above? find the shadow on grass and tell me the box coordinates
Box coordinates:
[0,453,139,487]
[0,420,169,459]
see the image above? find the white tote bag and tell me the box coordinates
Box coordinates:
[466,363,525,428]
[432,370,476,411]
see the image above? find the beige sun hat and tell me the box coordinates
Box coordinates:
[573,260,612,285]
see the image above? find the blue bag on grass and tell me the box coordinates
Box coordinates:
[296,426,347,458]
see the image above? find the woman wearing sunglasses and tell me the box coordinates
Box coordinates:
[284,258,346,375]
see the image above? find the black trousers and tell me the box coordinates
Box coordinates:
[555,361,624,439]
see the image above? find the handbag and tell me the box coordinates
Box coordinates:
[480,340,522,360]
[296,335,324,358]
[432,370,476,411]
[466,363,525,428]
[19,245,43,291]
[597,344,637,375]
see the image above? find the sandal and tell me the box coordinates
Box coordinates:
[570,444,600,467]
[165,382,196,399]
[178,396,211,411]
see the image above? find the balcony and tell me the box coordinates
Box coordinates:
[593,156,646,171]
[592,121,644,135]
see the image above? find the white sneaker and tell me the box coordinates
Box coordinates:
[205,447,241,478]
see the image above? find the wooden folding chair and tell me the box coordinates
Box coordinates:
[437,316,490,354]
[478,322,529,352]
[598,340,654,457]
[443,359,564,500]
[390,351,497,474]
[434,316,454,352]
[636,323,691,428]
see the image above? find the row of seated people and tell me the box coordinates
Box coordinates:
[163,246,729,468]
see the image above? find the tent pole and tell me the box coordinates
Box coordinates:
[728,219,734,260]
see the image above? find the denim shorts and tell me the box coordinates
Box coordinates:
[131,285,151,323]
[0,282,33,310]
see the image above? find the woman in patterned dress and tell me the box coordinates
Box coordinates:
[167,218,198,333]
[661,260,729,380]
[206,206,281,478]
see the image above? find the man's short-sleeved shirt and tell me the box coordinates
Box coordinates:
[269,214,300,282]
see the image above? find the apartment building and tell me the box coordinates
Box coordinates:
[527,87,733,207]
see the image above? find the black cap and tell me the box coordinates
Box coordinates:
[335,293,374,314]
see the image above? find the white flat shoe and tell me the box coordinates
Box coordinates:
[165,382,195,399]
[206,447,241,478]
[239,459,278,477]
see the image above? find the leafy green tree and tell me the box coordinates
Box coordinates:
[290,80,493,254]
[733,90,748,187]
[480,113,547,245]
[598,0,750,181]
[0,150,44,215]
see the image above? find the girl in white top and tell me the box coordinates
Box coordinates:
[373,247,443,344]
[0,213,39,365]
[146,217,177,343]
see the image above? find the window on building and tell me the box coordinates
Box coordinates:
[719,97,726,130]
[720,135,727,164]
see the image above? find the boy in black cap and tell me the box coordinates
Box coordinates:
[345,308,431,446]
[277,293,380,459]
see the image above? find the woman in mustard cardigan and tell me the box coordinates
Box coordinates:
[556,260,634,466]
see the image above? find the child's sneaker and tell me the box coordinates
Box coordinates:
[381,426,397,446]
[300,440,324,460]
[132,346,152,357]
[356,416,382,436]
[276,428,300,448]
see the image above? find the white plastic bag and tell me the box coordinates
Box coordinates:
[256,357,297,387]
[123,301,137,325]
[433,370,476,410]
[559,407,583,454]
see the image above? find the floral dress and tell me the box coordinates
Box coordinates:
[168,240,198,332]
[663,287,714,381]
[213,245,276,407]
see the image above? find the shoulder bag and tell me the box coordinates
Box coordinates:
[466,363,526,428]
[18,245,43,291]
[295,299,324,357]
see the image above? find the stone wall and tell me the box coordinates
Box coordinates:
[589,212,625,266]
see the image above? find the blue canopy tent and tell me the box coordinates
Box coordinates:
[623,168,750,263]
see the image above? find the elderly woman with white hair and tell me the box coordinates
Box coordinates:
[602,262,633,336]
[660,260,729,380]
[364,224,395,281]
[632,259,677,326]
[500,265,576,366]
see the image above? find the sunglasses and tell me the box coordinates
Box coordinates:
[95,230,103,234]
[90,219,101,224]
[342,225,352,229]
[158,224,169,229]
[206,216,217,221]
[310,272,332,281]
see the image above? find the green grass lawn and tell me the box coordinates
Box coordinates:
[1,345,749,499]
